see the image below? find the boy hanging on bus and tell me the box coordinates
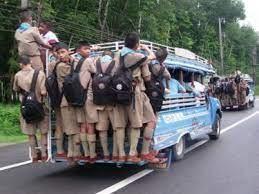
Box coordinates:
[71,41,95,162]
[90,50,127,162]
[38,20,59,68]
[119,32,160,163]
[145,48,171,112]
[13,55,49,162]
[55,43,82,164]
[15,10,51,71]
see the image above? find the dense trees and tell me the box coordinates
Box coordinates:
[0,0,258,75]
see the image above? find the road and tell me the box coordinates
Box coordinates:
[0,101,259,194]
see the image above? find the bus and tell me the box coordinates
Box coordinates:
[47,40,222,168]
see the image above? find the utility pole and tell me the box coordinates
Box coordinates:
[218,17,224,75]
[138,0,142,34]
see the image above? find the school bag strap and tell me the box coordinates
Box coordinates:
[120,55,148,71]
[95,58,115,74]
[74,57,86,73]
[96,58,103,74]
[105,60,116,74]
[30,69,40,93]
[53,61,62,76]
[157,65,165,79]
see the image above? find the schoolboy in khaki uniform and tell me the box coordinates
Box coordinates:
[121,32,159,163]
[72,41,96,161]
[47,59,66,158]
[91,51,127,162]
[13,55,49,162]
[55,43,81,163]
[15,11,51,71]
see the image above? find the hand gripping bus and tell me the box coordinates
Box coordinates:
[44,40,222,168]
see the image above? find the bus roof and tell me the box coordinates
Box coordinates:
[91,40,215,75]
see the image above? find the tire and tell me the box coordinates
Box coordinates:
[251,100,255,108]
[172,136,186,161]
[209,114,221,140]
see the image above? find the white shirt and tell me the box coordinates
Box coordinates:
[41,31,59,44]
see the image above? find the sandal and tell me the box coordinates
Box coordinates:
[118,156,126,163]
[112,156,119,162]
[56,153,67,158]
[141,153,161,164]
[127,155,141,163]
[103,155,110,162]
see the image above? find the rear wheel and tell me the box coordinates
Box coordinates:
[209,114,221,140]
[172,136,185,161]
[250,100,255,108]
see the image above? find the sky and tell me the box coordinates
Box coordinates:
[240,0,259,32]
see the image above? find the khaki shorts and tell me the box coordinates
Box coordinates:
[142,92,156,124]
[84,99,99,124]
[20,109,49,135]
[54,108,62,129]
[30,55,44,71]
[75,107,86,124]
[126,91,154,128]
[96,107,114,131]
[61,106,80,135]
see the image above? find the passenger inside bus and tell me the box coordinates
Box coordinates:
[168,69,186,94]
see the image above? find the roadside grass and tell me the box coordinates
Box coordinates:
[0,103,27,143]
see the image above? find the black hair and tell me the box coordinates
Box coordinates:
[77,40,91,49]
[39,20,52,29]
[19,10,32,22]
[102,50,114,58]
[124,32,140,49]
[55,42,69,51]
[155,48,168,63]
[18,55,30,65]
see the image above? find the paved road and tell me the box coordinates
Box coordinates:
[0,102,258,194]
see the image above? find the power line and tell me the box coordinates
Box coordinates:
[52,15,122,40]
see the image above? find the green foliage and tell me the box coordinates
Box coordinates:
[0,103,21,136]
[0,0,258,77]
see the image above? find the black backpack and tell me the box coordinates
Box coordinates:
[63,58,87,107]
[45,62,62,108]
[226,82,235,95]
[112,55,147,106]
[235,75,241,84]
[214,85,222,95]
[21,70,45,123]
[92,58,115,105]
[145,62,165,112]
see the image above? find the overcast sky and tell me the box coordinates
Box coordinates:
[240,0,259,31]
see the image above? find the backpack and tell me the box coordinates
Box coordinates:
[21,70,45,123]
[214,86,222,95]
[112,55,147,106]
[235,75,241,84]
[226,82,235,95]
[145,62,165,112]
[63,58,87,107]
[45,62,62,108]
[92,58,115,105]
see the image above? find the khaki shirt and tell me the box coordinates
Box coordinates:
[124,52,151,93]
[13,66,46,103]
[15,26,45,56]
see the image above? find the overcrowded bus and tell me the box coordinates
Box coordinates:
[46,40,222,168]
